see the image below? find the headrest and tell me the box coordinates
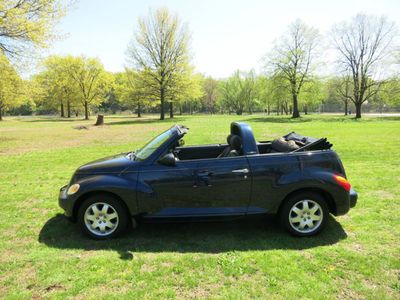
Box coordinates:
[230,135,242,151]
[226,134,233,144]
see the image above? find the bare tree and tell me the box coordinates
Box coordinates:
[126,8,191,120]
[267,19,319,118]
[332,14,396,118]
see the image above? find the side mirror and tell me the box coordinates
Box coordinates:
[158,153,176,166]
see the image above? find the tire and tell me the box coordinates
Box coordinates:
[280,192,329,237]
[77,194,129,240]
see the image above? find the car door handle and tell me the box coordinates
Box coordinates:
[197,170,212,176]
[232,168,249,174]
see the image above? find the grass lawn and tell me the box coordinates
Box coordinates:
[0,114,399,299]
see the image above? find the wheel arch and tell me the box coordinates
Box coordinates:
[278,187,337,215]
[72,190,131,222]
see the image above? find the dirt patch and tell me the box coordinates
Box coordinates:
[73,125,89,130]
[0,117,169,156]
[44,283,66,292]
[140,263,156,273]
[175,283,222,298]
[374,190,395,200]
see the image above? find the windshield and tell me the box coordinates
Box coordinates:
[135,129,174,161]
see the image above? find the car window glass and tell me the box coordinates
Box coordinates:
[136,130,173,160]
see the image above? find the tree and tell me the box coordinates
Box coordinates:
[257,73,293,115]
[219,70,258,115]
[380,77,400,109]
[301,78,326,114]
[256,75,287,115]
[332,14,396,118]
[242,70,258,114]
[201,77,219,114]
[126,7,192,120]
[0,54,23,120]
[165,66,203,117]
[173,71,204,116]
[267,19,319,118]
[67,56,111,120]
[114,69,151,117]
[327,76,353,115]
[0,0,68,58]
[34,55,80,117]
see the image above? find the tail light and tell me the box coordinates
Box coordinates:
[333,175,351,192]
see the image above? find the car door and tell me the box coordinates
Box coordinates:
[136,159,197,217]
[137,156,252,217]
[188,156,251,215]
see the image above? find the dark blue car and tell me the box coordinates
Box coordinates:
[59,122,357,239]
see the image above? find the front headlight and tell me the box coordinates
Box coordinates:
[67,183,80,195]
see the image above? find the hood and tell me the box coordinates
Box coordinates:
[76,153,135,174]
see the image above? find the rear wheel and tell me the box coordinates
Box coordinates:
[280,192,328,236]
[77,194,128,240]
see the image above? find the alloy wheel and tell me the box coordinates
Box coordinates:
[288,199,323,234]
[84,202,119,237]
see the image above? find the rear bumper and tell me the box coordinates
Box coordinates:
[349,188,358,208]
[334,187,358,216]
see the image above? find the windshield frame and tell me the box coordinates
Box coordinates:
[134,128,175,161]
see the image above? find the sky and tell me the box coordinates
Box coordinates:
[47,0,400,78]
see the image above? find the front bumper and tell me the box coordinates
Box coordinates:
[58,185,74,218]
[349,188,358,208]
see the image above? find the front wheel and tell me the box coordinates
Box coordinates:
[280,192,329,237]
[77,194,129,240]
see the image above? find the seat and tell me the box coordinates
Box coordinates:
[218,134,242,158]
[227,135,242,157]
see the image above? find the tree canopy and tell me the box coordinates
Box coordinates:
[332,14,396,118]
[126,7,193,119]
[267,19,320,118]
[0,0,68,58]
[0,54,23,119]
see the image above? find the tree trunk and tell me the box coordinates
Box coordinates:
[84,101,89,120]
[95,114,104,126]
[344,100,348,116]
[292,94,300,118]
[304,104,308,115]
[67,100,71,118]
[169,102,174,118]
[137,103,141,117]
[160,88,165,120]
[355,103,362,118]
[60,102,65,117]
[267,104,270,115]
[179,105,182,115]
[0,107,2,121]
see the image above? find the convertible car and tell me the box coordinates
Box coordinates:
[59,122,357,239]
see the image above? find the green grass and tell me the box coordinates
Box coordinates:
[0,114,399,299]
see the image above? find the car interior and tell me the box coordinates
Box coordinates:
[171,130,333,161]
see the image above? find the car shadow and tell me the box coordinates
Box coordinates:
[39,214,347,259]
